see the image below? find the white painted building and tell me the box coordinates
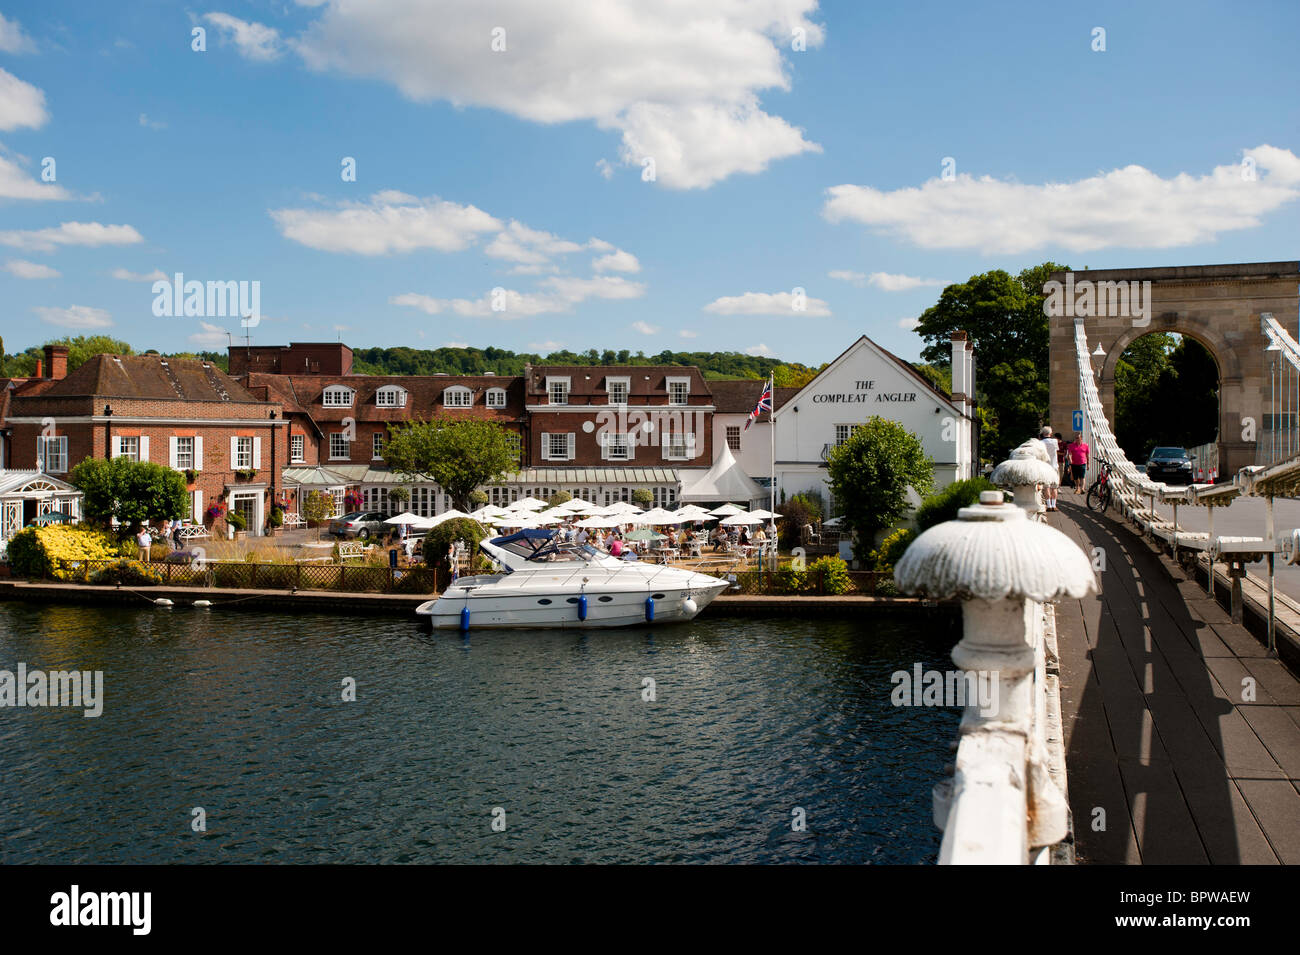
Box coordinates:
[770,333,977,510]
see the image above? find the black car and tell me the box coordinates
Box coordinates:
[1146,446,1194,484]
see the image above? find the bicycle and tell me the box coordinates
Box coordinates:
[1086,462,1113,512]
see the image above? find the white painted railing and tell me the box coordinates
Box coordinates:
[1074,316,1300,650]
[895,484,1095,864]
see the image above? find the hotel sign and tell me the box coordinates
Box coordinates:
[810,380,918,404]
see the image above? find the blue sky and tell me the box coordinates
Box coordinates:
[1,0,1297,366]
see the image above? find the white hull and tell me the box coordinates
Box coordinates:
[416,569,729,630]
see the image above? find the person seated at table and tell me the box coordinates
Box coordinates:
[609,536,624,557]
[666,528,678,549]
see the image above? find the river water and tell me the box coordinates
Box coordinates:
[0,601,960,864]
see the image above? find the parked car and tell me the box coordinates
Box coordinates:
[1146,446,1194,484]
[328,511,389,540]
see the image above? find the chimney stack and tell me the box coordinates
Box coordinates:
[44,344,68,380]
[33,357,43,379]
[950,331,968,403]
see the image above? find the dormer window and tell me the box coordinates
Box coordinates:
[486,387,507,409]
[444,386,473,408]
[547,377,570,405]
[322,385,354,408]
[606,377,630,405]
[376,385,408,408]
[666,377,690,406]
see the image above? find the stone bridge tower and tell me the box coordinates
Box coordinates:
[1047,261,1299,476]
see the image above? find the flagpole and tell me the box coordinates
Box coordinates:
[769,373,775,527]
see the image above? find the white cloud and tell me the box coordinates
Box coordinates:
[595,159,614,180]
[291,0,823,189]
[703,290,831,317]
[0,67,48,130]
[392,274,646,320]
[4,259,59,279]
[271,191,501,255]
[139,113,167,130]
[0,222,144,252]
[485,220,583,266]
[203,13,282,62]
[112,267,167,282]
[0,153,69,200]
[745,343,773,357]
[897,317,920,330]
[34,305,113,329]
[593,249,640,273]
[0,14,35,54]
[865,271,947,292]
[528,341,565,352]
[828,269,865,285]
[630,320,659,335]
[823,145,1300,254]
[188,321,230,347]
[444,341,469,348]
[679,329,698,339]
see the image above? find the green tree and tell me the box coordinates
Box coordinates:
[383,418,518,511]
[302,490,335,540]
[914,263,1067,465]
[630,488,654,508]
[826,417,934,561]
[69,458,187,529]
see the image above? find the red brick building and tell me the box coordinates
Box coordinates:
[4,347,286,534]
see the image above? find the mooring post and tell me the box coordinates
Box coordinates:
[895,489,1095,864]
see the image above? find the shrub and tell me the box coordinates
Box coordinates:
[88,559,165,586]
[630,488,654,508]
[423,518,487,570]
[546,490,572,506]
[6,525,120,579]
[391,486,413,507]
[874,577,900,597]
[870,527,915,572]
[915,478,999,532]
[771,563,808,594]
[808,555,853,595]
[226,511,247,532]
[268,506,284,528]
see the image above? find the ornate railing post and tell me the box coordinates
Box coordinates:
[896,489,1096,864]
[991,440,1060,520]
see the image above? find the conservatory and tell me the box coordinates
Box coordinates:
[0,469,84,550]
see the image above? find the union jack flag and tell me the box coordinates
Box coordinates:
[745,378,773,431]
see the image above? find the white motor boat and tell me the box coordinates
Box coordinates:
[415,529,730,630]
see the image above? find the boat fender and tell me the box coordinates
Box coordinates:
[682,597,698,617]
[153,598,174,607]
[460,606,471,632]
[193,600,212,608]
[644,596,655,622]
[578,593,588,621]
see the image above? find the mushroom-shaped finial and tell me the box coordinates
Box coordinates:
[990,454,1060,488]
[895,491,1097,602]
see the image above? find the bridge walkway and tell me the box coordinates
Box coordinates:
[1050,498,1300,864]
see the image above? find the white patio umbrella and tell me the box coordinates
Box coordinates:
[384,511,424,525]
[636,507,688,525]
[424,509,473,528]
[747,508,782,520]
[603,501,644,515]
[675,505,715,521]
[823,516,844,526]
[720,512,764,525]
[709,503,746,516]
[555,498,596,513]
[468,506,499,522]
[513,497,550,510]
[576,514,624,528]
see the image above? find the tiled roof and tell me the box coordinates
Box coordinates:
[37,354,266,403]
[706,379,798,418]
[525,365,711,400]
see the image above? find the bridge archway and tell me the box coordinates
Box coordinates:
[1048,262,1300,476]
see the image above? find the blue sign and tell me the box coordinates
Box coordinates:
[1072,410,1084,432]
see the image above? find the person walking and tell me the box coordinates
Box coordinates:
[1039,426,1060,511]
[1068,432,1090,493]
